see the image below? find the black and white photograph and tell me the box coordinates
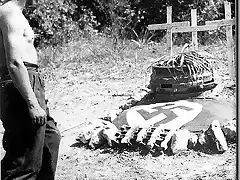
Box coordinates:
[0,0,237,179]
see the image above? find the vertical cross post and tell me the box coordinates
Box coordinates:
[148,4,235,78]
[224,1,234,79]
[191,9,198,50]
[167,6,173,56]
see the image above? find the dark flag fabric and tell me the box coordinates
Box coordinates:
[112,99,235,132]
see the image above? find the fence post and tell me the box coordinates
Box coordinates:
[167,6,173,56]
[224,1,234,79]
[191,9,198,50]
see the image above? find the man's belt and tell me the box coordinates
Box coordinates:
[0,62,39,87]
[0,74,12,87]
[23,61,39,69]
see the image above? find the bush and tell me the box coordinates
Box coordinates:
[24,0,235,47]
[24,0,77,46]
[24,0,99,47]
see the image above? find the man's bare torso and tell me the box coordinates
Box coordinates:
[0,1,37,75]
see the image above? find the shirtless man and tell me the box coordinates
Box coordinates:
[0,0,61,179]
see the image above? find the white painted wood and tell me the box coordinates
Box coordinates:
[205,18,235,26]
[224,1,235,79]
[172,24,229,33]
[147,4,235,79]
[167,6,173,56]
[191,9,198,49]
[148,21,190,30]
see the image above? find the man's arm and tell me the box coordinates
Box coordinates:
[0,9,46,125]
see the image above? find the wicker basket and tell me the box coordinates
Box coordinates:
[148,65,217,102]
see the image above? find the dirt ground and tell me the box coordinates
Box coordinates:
[51,76,236,180]
[0,45,237,180]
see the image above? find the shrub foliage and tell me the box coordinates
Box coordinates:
[24,0,235,47]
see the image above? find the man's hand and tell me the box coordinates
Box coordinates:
[28,104,47,125]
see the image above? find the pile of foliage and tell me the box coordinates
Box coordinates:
[150,43,215,73]
[24,0,235,47]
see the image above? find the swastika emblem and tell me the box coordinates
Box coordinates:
[126,100,202,129]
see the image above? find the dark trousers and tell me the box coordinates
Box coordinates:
[0,64,61,180]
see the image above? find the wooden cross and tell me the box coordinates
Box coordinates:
[148,2,235,79]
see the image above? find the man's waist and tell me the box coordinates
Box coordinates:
[0,62,39,84]
[0,75,11,81]
[23,61,39,69]
[0,71,11,84]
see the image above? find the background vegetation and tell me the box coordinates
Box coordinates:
[24,0,235,47]
[1,2,236,180]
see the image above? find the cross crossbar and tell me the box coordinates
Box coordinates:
[172,24,234,33]
[147,1,236,79]
[205,18,235,26]
[148,21,190,30]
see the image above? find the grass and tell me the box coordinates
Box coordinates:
[38,35,234,79]
[37,34,236,111]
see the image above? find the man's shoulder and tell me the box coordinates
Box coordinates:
[0,2,23,28]
[0,2,21,22]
